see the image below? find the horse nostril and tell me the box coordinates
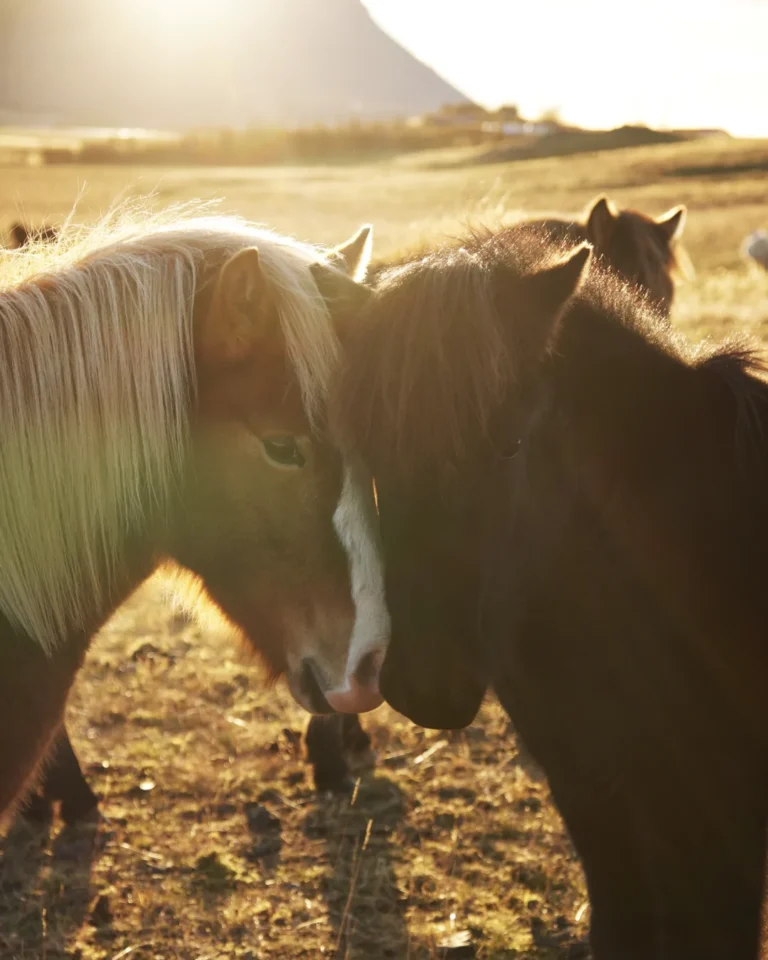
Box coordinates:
[354,650,382,688]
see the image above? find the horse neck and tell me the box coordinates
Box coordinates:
[545,299,768,730]
[552,302,701,480]
[549,298,765,549]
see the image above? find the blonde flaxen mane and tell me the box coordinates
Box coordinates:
[0,205,341,652]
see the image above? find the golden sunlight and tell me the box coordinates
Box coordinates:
[129,0,234,34]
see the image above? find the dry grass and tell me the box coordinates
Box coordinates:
[1,135,768,959]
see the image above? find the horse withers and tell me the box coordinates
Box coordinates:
[320,224,768,960]
[0,211,388,823]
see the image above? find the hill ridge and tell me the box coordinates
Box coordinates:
[0,0,469,128]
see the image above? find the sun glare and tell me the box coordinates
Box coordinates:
[127,0,239,41]
[364,0,768,135]
[141,0,277,26]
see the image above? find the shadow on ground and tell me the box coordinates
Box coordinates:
[0,811,105,958]
[306,774,413,959]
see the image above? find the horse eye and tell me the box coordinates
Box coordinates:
[261,436,306,468]
[500,438,522,460]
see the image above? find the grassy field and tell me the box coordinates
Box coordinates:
[1,135,768,960]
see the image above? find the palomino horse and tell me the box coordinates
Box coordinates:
[14,221,373,820]
[318,224,768,960]
[0,211,388,822]
[535,195,687,318]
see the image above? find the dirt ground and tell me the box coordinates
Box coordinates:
[1,581,588,960]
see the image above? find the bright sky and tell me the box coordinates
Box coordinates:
[363,0,768,136]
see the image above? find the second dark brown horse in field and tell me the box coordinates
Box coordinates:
[535,194,687,318]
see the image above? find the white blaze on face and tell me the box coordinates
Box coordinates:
[332,464,390,692]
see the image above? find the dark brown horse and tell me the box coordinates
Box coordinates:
[533,195,687,318]
[0,211,389,824]
[317,224,768,960]
[327,195,688,806]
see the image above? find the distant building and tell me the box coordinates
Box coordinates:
[481,120,557,137]
[418,101,558,138]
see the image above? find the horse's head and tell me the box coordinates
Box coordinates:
[171,225,387,715]
[584,195,686,317]
[317,236,592,729]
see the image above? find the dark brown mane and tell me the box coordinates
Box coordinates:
[339,220,764,498]
[337,224,667,476]
[337,239,508,476]
[696,343,768,471]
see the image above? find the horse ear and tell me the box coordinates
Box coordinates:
[311,261,373,347]
[9,223,28,249]
[201,246,276,364]
[528,243,592,315]
[514,244,593,355]
[585,195,618,248]
[310,261,372,323]
[328,224,373,281]
[655,205,686,244]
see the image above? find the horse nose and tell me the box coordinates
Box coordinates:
[324,649,385,714]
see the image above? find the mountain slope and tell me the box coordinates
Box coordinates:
[0,0,468,128]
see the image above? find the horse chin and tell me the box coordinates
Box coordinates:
[285,668,335,716]
[380,674,484,730]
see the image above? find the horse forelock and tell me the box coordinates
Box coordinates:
[337,241,512,478]
[2,209,339,424]
[249,230,340,427]
[338,222,688,481]
[0,210,339,651]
